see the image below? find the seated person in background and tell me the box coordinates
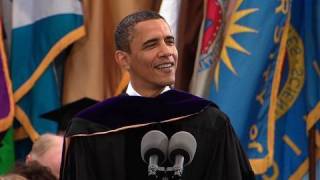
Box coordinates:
[60,10,254,180]
[26,134,63,179]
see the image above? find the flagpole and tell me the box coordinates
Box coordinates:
[308,126,316,180]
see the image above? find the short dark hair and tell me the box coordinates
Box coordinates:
[114,10,165,52]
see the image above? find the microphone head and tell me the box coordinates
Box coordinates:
[168,131,197,166]
[141,130,169,165]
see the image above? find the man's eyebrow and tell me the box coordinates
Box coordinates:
[142,38,159,47]
[165,35,175,41]
[142,35,175,48]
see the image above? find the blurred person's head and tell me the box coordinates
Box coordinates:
[115,11,178,97]
[26,134,63,178]
[13,161,57,180]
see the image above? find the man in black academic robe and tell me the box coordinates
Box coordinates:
[60,11,255,180]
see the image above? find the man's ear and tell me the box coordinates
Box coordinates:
[115,50,130,70]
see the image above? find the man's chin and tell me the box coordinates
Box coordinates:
[159,80,175,87]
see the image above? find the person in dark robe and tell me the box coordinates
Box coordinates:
[60,11,255,180]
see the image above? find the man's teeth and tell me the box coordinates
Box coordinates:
[156,63,173,69]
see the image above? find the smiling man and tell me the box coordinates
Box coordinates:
[60,11,254,180]
[114,12,178,97]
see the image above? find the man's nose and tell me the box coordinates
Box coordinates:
[158,42,173,57]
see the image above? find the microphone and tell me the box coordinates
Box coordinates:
[141,130,168,178]
[168,131,197,178]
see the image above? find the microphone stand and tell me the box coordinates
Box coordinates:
[172,155,184,177]
[147,164,183,180]
[148,155,159,177]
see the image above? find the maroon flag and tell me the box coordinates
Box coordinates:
[174,0,204,91]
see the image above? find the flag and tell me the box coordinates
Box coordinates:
[189,0,228,97]
[206,0,290,175]
[0,129,14,174]
[174,0,204,91]
[272,0,320,179]
[10,0,84,158]
[159,0,181,40]
[0,18,15,175]
[0,18,14,141]
[206,0,320,178]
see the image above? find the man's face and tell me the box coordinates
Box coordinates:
[125,19,178,90]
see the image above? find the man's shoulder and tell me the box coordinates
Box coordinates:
[77,90,217,118]
[192,105,230,129]
[72,90,215,125]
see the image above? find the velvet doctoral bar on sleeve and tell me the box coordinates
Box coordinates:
[60,90,255,180]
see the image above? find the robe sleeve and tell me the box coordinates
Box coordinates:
[60,131,126,180]
[203,107,255,179]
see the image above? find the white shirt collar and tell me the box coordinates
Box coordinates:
[126,82,171,96]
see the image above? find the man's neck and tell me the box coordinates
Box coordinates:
[126,82,170,97]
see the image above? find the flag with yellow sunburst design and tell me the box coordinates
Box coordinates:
[207,0,290,176]
[207,0,320,179]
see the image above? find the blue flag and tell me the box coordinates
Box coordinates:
[278,0,320,179]
[207,0,320,178]
[10,0,85,159]
[208,0,290,174]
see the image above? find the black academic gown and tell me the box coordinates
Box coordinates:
[60,90,255,180]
